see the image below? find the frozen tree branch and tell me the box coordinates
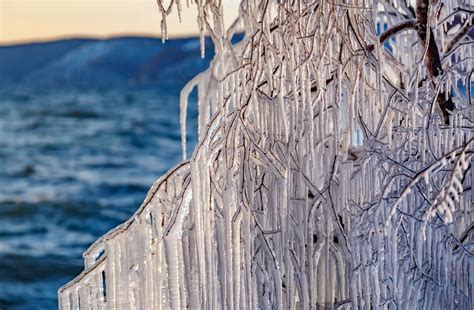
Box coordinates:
[59,1,474,309]
[367,19,417,52]
[444,15,474,54]
[416,0,455,124]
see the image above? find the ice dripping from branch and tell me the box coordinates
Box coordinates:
[60,1,474,309]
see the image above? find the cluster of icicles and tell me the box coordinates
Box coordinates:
[59,0,473,309]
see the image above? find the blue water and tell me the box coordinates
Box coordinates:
[0,87,198,309]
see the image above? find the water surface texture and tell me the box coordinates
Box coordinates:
[0,87,198,308]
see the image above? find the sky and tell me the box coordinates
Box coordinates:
[0,0,239,45]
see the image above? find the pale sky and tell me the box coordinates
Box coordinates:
[0,0,239,44]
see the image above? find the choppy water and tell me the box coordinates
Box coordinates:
[0,87,198,309]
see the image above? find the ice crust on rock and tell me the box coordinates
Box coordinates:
[60,0,473,309]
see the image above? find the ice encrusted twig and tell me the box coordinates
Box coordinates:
[59,1,474,308]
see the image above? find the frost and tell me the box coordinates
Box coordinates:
[59,0,473,309]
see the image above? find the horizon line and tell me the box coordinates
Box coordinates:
[0,32,202,47]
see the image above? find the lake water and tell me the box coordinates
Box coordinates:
[0,87,198,309]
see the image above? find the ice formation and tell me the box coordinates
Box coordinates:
[59,0,473,308]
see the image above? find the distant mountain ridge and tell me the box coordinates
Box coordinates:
[0,36,215,89]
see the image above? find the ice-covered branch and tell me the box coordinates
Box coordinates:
[367,19,417,51]
[60,1,474,308]
[416,0,456,124]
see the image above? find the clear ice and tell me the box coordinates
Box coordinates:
[59,0,473,308]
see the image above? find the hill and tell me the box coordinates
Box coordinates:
[0,36,215,89]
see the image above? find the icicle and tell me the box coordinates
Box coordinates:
[161,15,167,43]
[176,0,182,22]
[197,2,206,59]
[179,92,188,160]
[60,2,474,310]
